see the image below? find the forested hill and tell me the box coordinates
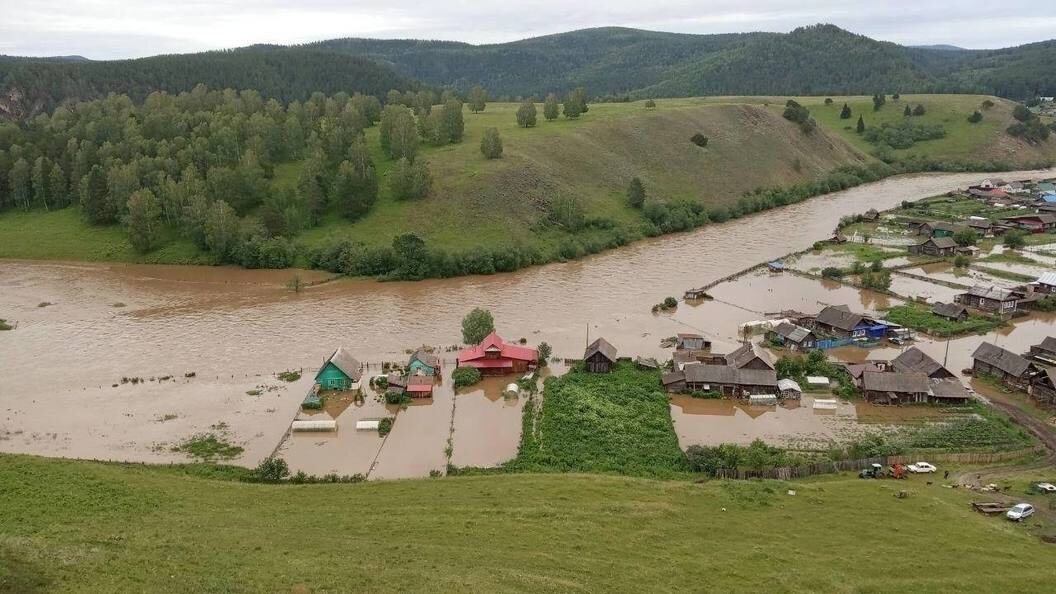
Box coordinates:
[0,48,419,122]
[2,24,1055,122]
[310,25,1056,100]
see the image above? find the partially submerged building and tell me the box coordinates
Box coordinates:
[955,286,1019,315]
[931,302,968,322]
[766,322,817,351]
[891,347,955,379]
[909,236,957,257]
[861,371,931,404]
[407,350,441,376]
[1028,337,1056,365]
[812,305,882,341]
[457,332,538,376]
[676,333,711,351]
[315,348,363,391]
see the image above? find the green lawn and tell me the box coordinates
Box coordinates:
[2,453,1054,592]
[884,303,1005,337]
[508,362,687,477]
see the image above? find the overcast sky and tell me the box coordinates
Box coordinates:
[3,1,1054,59]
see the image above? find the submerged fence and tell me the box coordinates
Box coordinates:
[711,447,1043,480]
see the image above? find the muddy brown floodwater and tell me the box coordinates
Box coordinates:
[2,168,1054,471]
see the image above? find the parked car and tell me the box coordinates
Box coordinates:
[908,462,937,473]
[1034,482,1056,493]
[1007,503,1035,521]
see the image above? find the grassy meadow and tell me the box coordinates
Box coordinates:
[2,453,1055,592]
[1,94,1052,266]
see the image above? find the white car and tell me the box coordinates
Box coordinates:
[907,462,937,473]
[1007,503,1035,522]
[1035,482,1056,493]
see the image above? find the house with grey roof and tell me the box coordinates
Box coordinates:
[861,371,931,404]
[891,347,955,379]
[972,342,1039,389]
[766,322,817,351]
[583,337,617,373]
[955,286,1019,314]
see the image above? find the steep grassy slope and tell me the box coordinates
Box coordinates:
[2,94,1051,266]
[1,454,1053,592]
[294,98,868,253]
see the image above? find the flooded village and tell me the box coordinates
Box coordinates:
[3,169,1056,479]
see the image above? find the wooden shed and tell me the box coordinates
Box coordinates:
[583,338,617,373]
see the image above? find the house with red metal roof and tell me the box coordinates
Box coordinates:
[457,332,538,375]
[405,374,435,397]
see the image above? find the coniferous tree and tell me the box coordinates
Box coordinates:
[840,103,852,119]
[856,115,866,133]
[516,100,537,128]
[627,177,645,209]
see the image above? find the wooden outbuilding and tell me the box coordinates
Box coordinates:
[909,236,957,257]
[971,342,1039,390]
[891,347,955,379]
[931,302,969,322]
[861,371,931,404]
[583,338,618,373]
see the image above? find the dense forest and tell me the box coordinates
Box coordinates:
[0,47,419,121]
[314,25,1054,100]
[0,85,463,269]
[3,24,1055,123]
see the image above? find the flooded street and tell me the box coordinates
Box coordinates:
[2,168,1054,471]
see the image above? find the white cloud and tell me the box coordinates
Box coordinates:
[0,0,1052,59]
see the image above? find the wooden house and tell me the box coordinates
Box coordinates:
[812,305,877,340]
[583,338,617,373]
[457,332,538,376]
[971,342,1039,389]
[909,236,957,256]
[635,357,660,370]
[843,361,887,388]
[676,333,711,351]
[1034,272,1056,295]
[891,346,955,379]
[918,221,958,238]
[1028,337,1056,365]
[955,286,1019,314]
[931,302,969,322]
[966,218,993,237]
[1028,368,1056,408]
[315,348,363,391]
[407,350,440,376]
[680,363,777,397]
[861,371,931,404]
[999,213,1056,233]
[863,208,880,221]
[724,342,775,370]
[766,322,817,351]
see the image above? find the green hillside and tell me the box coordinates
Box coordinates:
[1,453,1053,592]
[1,93,1052,271]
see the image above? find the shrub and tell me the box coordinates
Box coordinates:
[644,99,657,109]
[537,342,552,366]
[952,228,977,247]
[782,100,816,133]
[385,389,411,405]
[378,417,394,436]
[821,267,843,279]
[690,132,709,147]
[277,370,301,382]
[953,254,971,268]
[452,366,482,389]
[253,458,290,482]
[1003,230,1026,249]
[967,110,983,123]
[480,127,503,158]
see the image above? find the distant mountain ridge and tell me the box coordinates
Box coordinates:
[1,24,1054,122]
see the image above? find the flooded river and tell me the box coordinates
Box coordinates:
[2,168,1054,470]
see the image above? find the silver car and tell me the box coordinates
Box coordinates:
[1007,503,1035,521]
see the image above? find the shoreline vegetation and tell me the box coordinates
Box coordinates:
[0,90,1053,280]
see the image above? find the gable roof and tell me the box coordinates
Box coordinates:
[815,305,866,332]
[917,236,957,249]
[772,322,813,343]
[972,342,1032,377]
[1034,336,1056,354]
[965,286,1015,301]
[458,332,538,364]
[683,363,776,387]
[930,379,971,400]
[1036,272,1056,287]
[923,221,957,232]
[777,378,802,393]
[725,343,774,369]
[584,337,617,362]
[408,350,440,368]
[319,348,362,382]
[861,371,930,394]
[931,302,968,319]
[967,219,992,229]
[891,347,949,377]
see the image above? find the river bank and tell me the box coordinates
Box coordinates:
[2,168,1055,472]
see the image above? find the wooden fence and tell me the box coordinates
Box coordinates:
[711,447,1042,480]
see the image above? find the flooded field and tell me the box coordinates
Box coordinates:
[3,168,1055,473]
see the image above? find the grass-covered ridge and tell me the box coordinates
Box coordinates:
[1,453,1054,592]
[0,94,1051,273]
